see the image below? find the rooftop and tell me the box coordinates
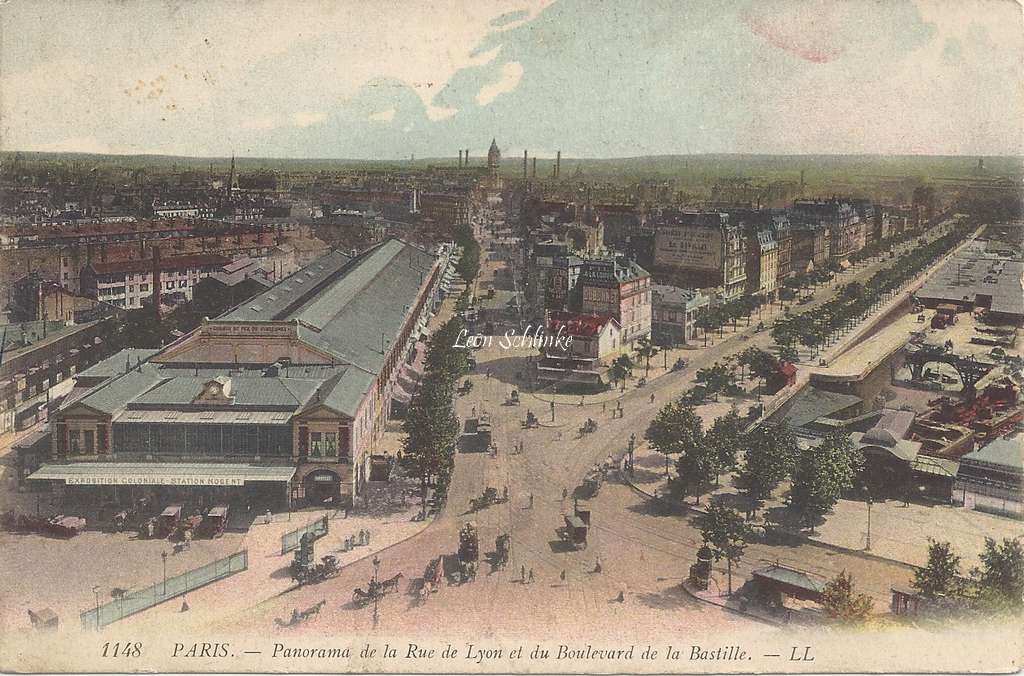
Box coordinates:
[960,433,1024,470]
[916,244,1024,318]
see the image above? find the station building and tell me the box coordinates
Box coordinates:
[31,239,449,512]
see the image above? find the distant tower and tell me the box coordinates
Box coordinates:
[976,158,986,175]
[228,154,239,191]
[487,139,501,177]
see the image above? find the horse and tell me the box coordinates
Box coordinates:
[381,572,404,593]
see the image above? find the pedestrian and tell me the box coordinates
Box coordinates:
[503,485,509,501]
[615,590,624,603]
[147,519,155,539]
[650,393,655,404]
[366,529,371,546]
[594,556,602,574]
[184,528,193,549]
[528,493,534,509]
[181,596,190,612]
[472,406,477,417]
[265,509,272,525]
[602,401,607,412]
[520,564,526,583]
[528,569,534,584]
[562,487,568,501]
[560,569,566,583]
[579,396,584,407]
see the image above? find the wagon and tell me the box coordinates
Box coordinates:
[199,505,229,538]
[158,504,183,538]
[560,515,588,550]
[44,515,86,537]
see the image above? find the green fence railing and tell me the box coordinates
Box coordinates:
[280,515,329,554]
[80,549,248,630]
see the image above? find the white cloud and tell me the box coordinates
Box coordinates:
[293,111,327,127]
[368,108,396,122]
[475,61,523,106]
[425,105,459,121]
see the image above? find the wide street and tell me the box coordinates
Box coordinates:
[187,212,969,639]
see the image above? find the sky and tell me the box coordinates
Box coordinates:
[1,0,1022,159]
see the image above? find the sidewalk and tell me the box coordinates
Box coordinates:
[626,438,1021,570]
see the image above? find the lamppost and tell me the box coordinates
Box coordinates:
[627,433,636,475]
[161,551,168,596]
[371,555,381,629]
[92,585,101,631]
[865,494,873,551]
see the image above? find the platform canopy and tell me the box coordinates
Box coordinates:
[28,463,296,487]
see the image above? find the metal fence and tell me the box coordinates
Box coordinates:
[280,515,329,554]
[80,550,248,630]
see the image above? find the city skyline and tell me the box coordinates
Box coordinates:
[2,0,1023,159]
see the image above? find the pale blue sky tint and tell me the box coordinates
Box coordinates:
[1,0,1021,158]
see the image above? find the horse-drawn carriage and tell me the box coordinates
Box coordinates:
[493,533,511,569]
[198,505,229,538]
[558,503,590,551]
[157,504,183,538]
[453,521,479,584]
[352,573,402,607]
[294,555,341,586]
[458,380,474,396]
[579,418,598,436]
[469,486,507,513]
[506,389,520,406]
[523,410,540,429]
[45,515,87,538]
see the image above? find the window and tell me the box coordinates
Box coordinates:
[179,280,187,288]
[140,283,149,292]
[68,429,82,455]
[309,431,338,458]
[129,285,136,292]
[166,281,174,290]
[97,425,109,453]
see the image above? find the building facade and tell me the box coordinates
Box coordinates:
[579,256,651,346]
[36,239,449,510]
[652,210,746,299]
[650,284,709,346]
[80,253,230,309]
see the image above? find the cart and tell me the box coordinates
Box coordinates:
[158,505,183,538]
[506,390,520,406]
[560,515,588,550]
[493,534,511,569]
[27,608,59,631]
[45,515,86,538]
[200,505,229,538]
[523,411,539,428]
[455,521,479,583]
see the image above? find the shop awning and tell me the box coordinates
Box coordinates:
[28,463,297,486]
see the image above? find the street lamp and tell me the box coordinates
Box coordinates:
[865,493,873,551]
[93,585,101,631]
[627,433,636,475]
[161,551,168,596]
[371,555,381,629]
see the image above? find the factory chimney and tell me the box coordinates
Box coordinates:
[556,151,561,179]
[458,150,463,168]
[532,157,537,178]
[465,149,470,165]
[523,150,528,179]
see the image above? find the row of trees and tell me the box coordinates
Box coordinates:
[914,537,1024,612]
[646,397,863,530]
[771,222,974,360]
[400,230,481,512]
[693,294,766,346]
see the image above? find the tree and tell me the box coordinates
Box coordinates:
[695,362,735,402]
[913,539,964,599]
[821,570,874,622]
[973,537,1024,610]
[611,354,635,391]
[645,400,703,462]
[694,504,752,595]
[704,409,744,481]
[401,371,459,512]
[735,424,798,518]
[634,335,659,377]
[789,431,861,532]
[424,317,469,380]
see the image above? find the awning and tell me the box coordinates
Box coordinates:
[28,463,297,486]
[390,383,412,404]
